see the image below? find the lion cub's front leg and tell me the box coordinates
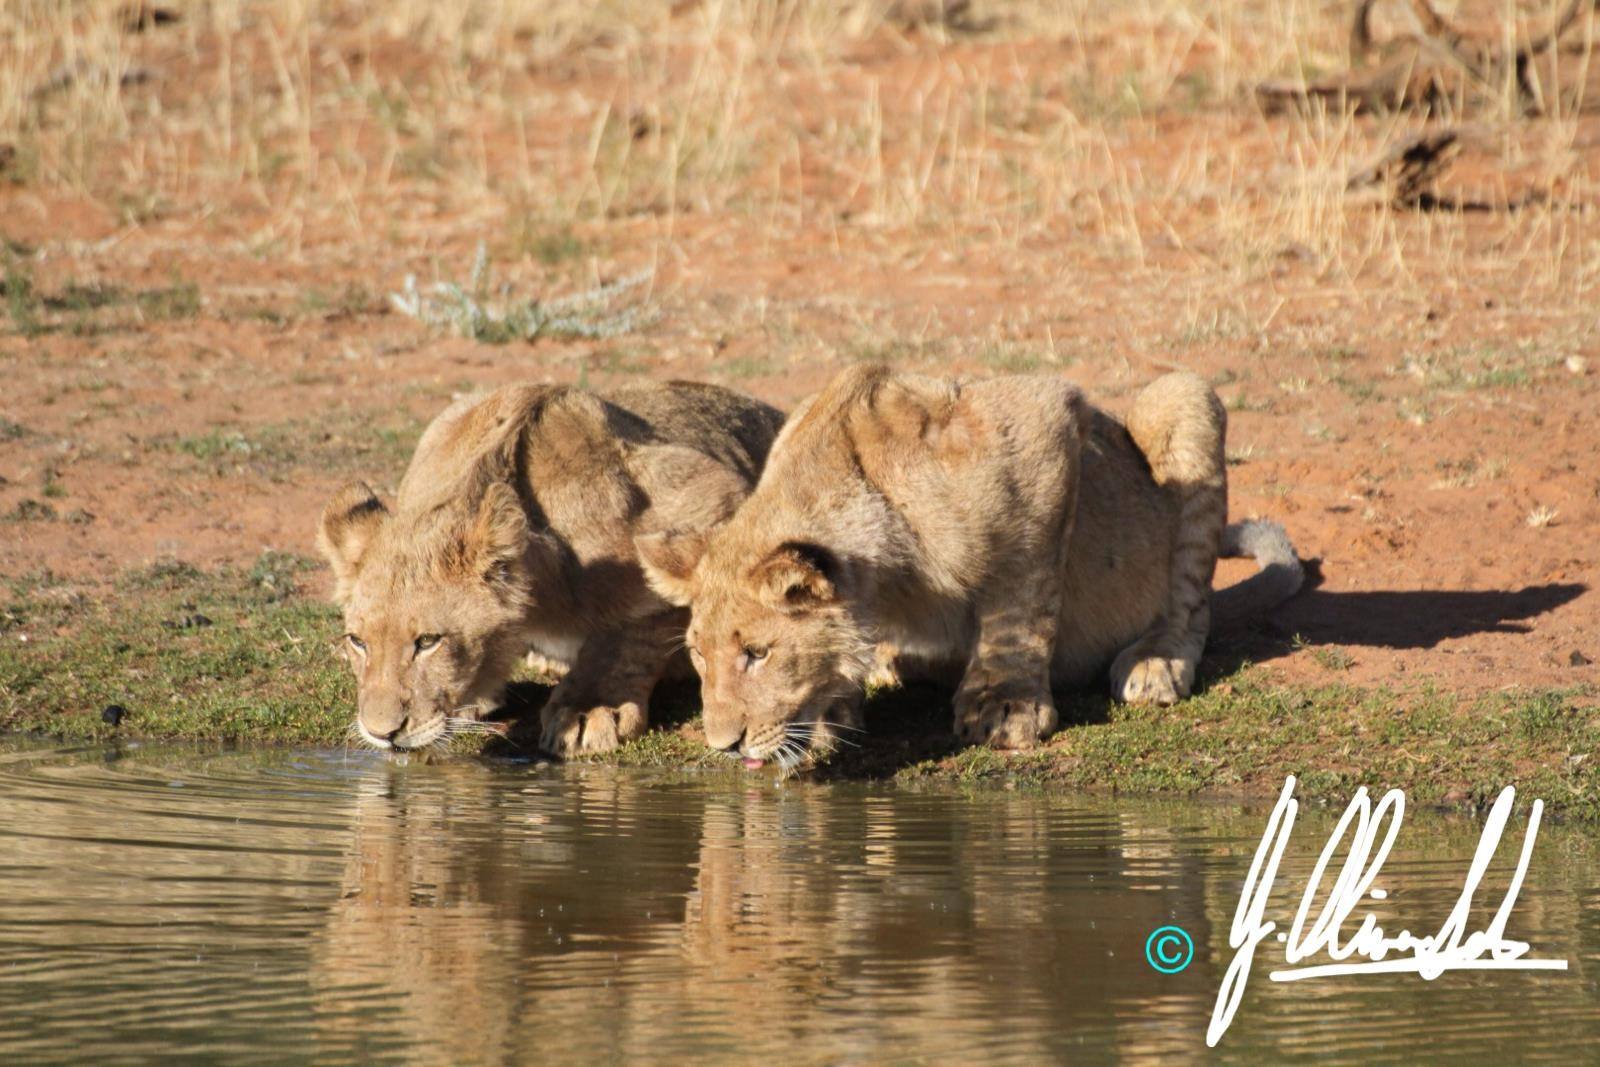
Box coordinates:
[953,589,1063,750]
[538,614,681,756]
[947,381,1081,750]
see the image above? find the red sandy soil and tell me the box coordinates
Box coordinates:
[1,11,1596,699]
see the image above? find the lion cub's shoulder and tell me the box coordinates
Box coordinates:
[396,384,561,513]
[767,365,1086,484]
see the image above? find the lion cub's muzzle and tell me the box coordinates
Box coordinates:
[356,703,447,751]
[704,719,745,753]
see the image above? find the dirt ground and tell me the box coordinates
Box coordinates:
[2,1,1597,701]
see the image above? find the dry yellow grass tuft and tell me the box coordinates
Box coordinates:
[2,2,1593,275]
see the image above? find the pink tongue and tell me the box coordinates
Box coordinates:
[741,757,766,770]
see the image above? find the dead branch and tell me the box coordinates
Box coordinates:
[1346,127,1465,202]
[1346,124,1555,211]
[1264,0,1600,116]
[1406,0,1592,70]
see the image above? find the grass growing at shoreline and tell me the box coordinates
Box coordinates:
[2,557,1597,819]
[0,554,352,745]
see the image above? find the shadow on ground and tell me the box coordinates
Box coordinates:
[1214,559,1586,666]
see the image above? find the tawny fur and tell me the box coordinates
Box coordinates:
[317,380,784,755]
[638,364,1301,760]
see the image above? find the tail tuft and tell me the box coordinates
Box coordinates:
[1213,519,1303,624]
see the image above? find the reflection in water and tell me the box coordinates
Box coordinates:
[0,741,1596,1064]
[310,768,1215,1063]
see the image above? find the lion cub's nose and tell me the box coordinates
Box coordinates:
[371,716,410,744]
[710,726,745,753]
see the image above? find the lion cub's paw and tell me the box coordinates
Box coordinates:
[1110,646,1193,706]
[523,650,571,681]
[864,642,901,691]
[538,700,648,756]
[953,684,1058,750]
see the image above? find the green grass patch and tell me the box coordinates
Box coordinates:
[884,675,1600,819]
[391,243,654,345]
[1400,344,1555,393]
[296,283,379,320]
[5,559,1597,818]
[589,344,653,376]
[2,499,56,523]
[0,265,201,337]
[0,553,352,745]
[2,260,42,336]
[508,218,588,267]
[713,355,775,380]
[976,342,1049,373]
[155,412,423,482]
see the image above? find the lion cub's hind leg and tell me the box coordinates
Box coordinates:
[1109,372,1227,707]
[538,613,681,756]
[1110,606,1209,706]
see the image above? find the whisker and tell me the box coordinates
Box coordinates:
[824,721,867,733]
[444,721,498,734]
[774,739,813,779]
[791,721,856,750]
[780,736,810,765]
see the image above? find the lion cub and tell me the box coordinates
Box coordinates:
[317,381,784,755]
[637,364,1300,763]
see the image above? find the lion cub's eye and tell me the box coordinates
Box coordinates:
[740,644,769,669]
[414,634,442,654]
[345,634,366,653]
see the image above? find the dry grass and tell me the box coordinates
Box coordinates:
[1526,503,1561,526]
[6,9,1593,556]
[2,2,1594,286]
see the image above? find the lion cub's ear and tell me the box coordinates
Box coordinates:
[752,541,838,611]
[317,482,389,602]
[635,529,708,606]
[463,483,533,593]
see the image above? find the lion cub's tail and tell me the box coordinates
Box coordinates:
[1213,519,1304,624]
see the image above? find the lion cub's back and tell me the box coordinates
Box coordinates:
[598,380,786,480]
[395,381,782,511]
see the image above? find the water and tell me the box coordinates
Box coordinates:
[0,740,1595,1065]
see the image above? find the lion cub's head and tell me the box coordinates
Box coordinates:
[317,481,542,750]
[637,530,871,766]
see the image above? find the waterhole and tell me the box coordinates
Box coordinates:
[0,740,1595,1063]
